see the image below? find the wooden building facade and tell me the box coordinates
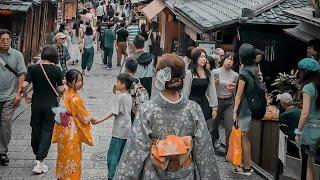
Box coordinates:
[0,0,57,64]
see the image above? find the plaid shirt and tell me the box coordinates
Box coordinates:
[55,44,70,74]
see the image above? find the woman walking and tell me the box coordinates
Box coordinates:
[232,43,257,175]
[69,23,82,65]
[52,69,98,179]
[113,54,221,179]
[212,52,238,150]
[23,45,65,174]
[182,47,218,123]
[81,26,95,75]
[295,58,320,180]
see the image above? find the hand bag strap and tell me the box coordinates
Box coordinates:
[0,56,18,77]
[40,63,60,97]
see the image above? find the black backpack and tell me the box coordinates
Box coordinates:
[244,70,267,120]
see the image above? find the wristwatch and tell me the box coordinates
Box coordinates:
[294,128,302,135]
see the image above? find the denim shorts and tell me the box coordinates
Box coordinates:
[301,119,320,146]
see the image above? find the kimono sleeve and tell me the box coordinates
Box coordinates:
[68,96,90,123]
[192,103,221,179]
[114,104,152,180]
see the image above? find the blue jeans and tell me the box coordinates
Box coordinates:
[103,48,113,68]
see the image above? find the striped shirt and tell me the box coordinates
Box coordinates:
[127,24,140,44]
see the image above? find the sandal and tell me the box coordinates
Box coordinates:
[233,166,252,176]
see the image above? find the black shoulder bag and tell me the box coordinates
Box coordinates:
[0,56,18,77]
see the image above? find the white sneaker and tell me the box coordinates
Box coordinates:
[32,161,48,174]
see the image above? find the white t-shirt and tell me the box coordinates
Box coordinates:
[212,67,239,98]
[96,5,104,17]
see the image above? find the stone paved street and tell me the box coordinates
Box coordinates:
[0,51,263,180]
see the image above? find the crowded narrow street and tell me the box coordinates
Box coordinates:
[1,0,320,179]
[0,50,263,179]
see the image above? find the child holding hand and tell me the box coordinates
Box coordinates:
[92,73,133,180]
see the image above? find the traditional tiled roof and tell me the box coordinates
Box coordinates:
[284,6,320,26]
[173,0,310,31]
[245,0,310,24]
[174,0,271,30]
[0,0,32,12]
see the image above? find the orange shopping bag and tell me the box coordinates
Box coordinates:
[226,125,242,166]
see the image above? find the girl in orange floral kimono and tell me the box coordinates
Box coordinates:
[52,69,98,180]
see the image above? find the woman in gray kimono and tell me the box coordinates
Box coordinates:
[114,54,220,180]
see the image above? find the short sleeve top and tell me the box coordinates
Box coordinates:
[84,35,94,49]
[25,64,63,107]
[111,93,132,139]
[302,82,320,120]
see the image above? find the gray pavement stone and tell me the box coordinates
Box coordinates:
[0,50,263,180]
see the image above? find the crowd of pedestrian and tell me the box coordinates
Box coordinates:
[1,0,320,180]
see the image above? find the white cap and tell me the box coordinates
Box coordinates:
[55,32,67,40]
[277,93,293,103]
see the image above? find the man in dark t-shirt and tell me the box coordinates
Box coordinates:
[116,22,129,66]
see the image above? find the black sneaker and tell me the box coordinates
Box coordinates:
[0,154,9,165]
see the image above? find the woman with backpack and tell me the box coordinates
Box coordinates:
[113,54,221,179]
[295,58,320,180]
[232,43,258,176]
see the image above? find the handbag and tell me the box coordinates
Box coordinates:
[150,135,193,170]
[226,123,242,166]
[40,63,71,127]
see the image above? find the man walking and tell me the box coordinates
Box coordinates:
[127,18,140,55]
[0,29,26,165]
[54,32,71,74]
[101,23,116,69]
[96,2,105,23]
[116,22,128,67]
[132,35,153,97]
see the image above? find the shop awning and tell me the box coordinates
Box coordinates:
[141,0,166,21]
[131,0,148,4]
[0,1,32,13]
[283,22,320,43]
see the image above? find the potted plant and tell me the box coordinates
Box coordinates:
[271,70,301,107]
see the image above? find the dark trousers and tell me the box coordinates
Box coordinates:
[97,16,103,22]
[139,77,152,98]
[103,47,113,68]
[30,106,55,160]
[82,47,94,71]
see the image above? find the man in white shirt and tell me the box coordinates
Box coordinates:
[96,2,105,23]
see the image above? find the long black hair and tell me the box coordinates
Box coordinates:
[66,69,83,88]
[299,70,320,110]
[190,47,211,79]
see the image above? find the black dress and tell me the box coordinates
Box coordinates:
[189,78,212,120]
